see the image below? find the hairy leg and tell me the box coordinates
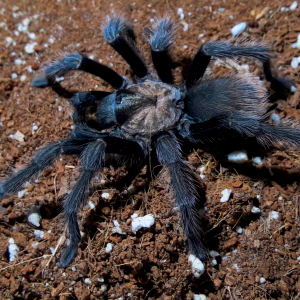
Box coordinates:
[61,139,106,267]
[186,40,293,95]
[0,140,85,201]
[103,16,148,78]
[155,133,207,260]
[147,17,175,84]
[32,53,126,90]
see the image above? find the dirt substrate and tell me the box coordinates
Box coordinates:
[1,0,300,299]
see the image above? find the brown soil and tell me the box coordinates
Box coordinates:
[1,0,300,299]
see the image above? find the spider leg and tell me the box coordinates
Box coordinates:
[60,139,106,267]
[186,41,294,96]
[32,53,126,90]
[263,60,295,98]
[155,133,207,260]
[103,16,148,78]
[147,17,175,84]
[0,140,85,202]
[182,114,300,150]
[70,91,111,124]
[61,130,147,267]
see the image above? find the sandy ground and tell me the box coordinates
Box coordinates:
[1,0,300,299]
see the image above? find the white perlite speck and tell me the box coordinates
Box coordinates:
[194,294,207,300]
[253,157,263,166]
[188,254,205,278]
[271,113,280,123]
[228,150,248,163]
[55,76,64,82]
[105,243,113,253]
[101,192,110,199]
[220,189,231,203]
[84,278,92,284]
[209,250,220,257]
[260,277,266,284]
[14,131,25,142]
[236,226,243,234]
[251,206,261,213]
[34,230,44,238]
[132,214,155,234]
[88,201,95,210]
[290,1,298,10]
[291,57,300,68]
[18,190,27,198]
[8,238,19,262]
[269,211,279,220]
[28,212,41,227]
[31,242,39,249]
[292,34,300,49]
[24,42,38,54]
[230,22,247,36]
[20,75,27,82]
[112,220,126,235]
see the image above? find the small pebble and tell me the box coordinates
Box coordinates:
[251,206,261,214]
[271,113,280,123]
[88,201,95,210]
[236,226,243,234]
[31,242,39,249]
[260,277,266,284]
[8,239,19,262]
[291,57,300,68]
[84,278,92,285]
[212,259,217,265]
[183,45,188,49]
[28,212,41,227]
[11,73,18,79]
[290,1,298,10]
[14,131,25,142]
[230,22,247,36]
[17,190,27,198]
[188,254,205,278]
[194,294,207,300]
[132,214,155,234]
[253,157,263,166]
[105,243,113,253]
[34,230,44,239]
[101,192,110,199]
[269,211,279,220]
[24,42,38,54]
[209,250,220,257]
[20,75,27,82]
[48,37,55,44]
[228,150,248,163]
[220,189,231,203]
[112,220,126,235]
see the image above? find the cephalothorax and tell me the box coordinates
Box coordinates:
[0,16,298,268]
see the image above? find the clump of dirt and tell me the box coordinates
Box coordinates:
[1,0,300,299]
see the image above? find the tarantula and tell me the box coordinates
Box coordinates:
[0,16,298,268]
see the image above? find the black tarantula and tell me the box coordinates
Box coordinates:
[0,16,298,268]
